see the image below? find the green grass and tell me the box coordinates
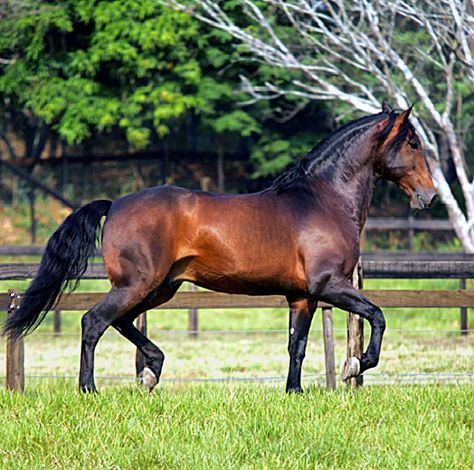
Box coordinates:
[0,268,473,468]
[0,383,472,469]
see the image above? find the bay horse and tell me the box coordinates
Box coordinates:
[4,106,436,393]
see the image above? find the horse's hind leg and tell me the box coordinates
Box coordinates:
[79,286,149,392]
[112,283,181,392]
[286,297,317,393]
[114,320,163,391]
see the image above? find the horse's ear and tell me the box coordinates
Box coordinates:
[377,107,412,148]
[399,104,414,123]
[381,102,394,114]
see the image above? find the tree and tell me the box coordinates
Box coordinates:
[0,0,210,158]
[169,0,474,251]
[1,0,329,194]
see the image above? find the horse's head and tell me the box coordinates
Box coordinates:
[374,106,436,210]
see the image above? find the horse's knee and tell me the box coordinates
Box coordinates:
[369,306,386,331]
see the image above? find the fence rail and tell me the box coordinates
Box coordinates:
[2,256,474,279]
[364,217,453,231]
[1,289,473,310]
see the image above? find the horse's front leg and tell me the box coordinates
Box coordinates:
[285,297,317,393]
[313,277,386,378]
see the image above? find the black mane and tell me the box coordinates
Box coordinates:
[268,110,410,195]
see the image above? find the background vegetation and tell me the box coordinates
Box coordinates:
[0,5,472,467]
[0,0,467,239]
[0,0,331,174]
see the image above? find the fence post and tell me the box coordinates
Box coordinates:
[6,290,24,392]
[54,309,61,336]
[347,261,364,388]
[408,214,414,251]
[460,278,468,335]
[29,188,37,244]
[188,283,199,338]
[135,312,147,377]
[321,307,336,390]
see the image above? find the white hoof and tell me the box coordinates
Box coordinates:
[342,357,360,381]
[140,367,158,392]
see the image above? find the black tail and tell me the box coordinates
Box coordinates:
[3,199,112,339]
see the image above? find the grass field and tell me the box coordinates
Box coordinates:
[0,383,472,469]
[0,272,473,468]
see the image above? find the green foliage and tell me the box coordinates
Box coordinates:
[0,0,333,179]
[251,130,320,177]
[251,137,294,177]
[0,1,220,147]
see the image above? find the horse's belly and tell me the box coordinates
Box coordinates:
[178,256,307,295]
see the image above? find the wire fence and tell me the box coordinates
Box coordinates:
[1,372,473,386]
[16,326,474,337]
[1,323,472,387]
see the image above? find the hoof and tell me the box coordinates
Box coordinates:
[80,385,97,394]
[286,387,303,394]
[342,357,360,381]
[140,367,158,392]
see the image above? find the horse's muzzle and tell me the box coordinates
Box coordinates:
[411,189,437,210]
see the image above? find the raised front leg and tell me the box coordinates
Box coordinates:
[314,278,386,378]
[286,297,317,393]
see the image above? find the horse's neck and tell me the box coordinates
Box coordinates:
[328,159,377,233]
[347,166,376,232]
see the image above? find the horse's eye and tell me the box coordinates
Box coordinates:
[409,140,419,150]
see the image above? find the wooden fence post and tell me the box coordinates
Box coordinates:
[54,309,61,336]
[188,283,199,338]
[347,261,364,388]
[135,312,147,377]
[321,307,336,390]
[29,188,37,244]
[460,278,468,335]
[6,290,24,392]
[408,214,414,251]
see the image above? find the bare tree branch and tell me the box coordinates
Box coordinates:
[165,0,474,251]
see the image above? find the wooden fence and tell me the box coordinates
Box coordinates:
[2,254,474,392]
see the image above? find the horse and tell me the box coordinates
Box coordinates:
[4,106,436,393]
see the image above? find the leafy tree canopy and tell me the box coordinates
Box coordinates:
[1,0,208,147]
[0,0,330,179]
